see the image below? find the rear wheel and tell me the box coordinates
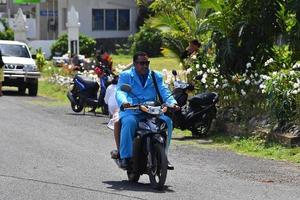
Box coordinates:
[71,95,83,112]
[149,143,168,190]
[191,117,212,137]
[191,107,216,137]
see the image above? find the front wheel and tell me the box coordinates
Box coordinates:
[28,81,38,96]
[71,95,83,113]
[149,143,168,190]
[127,171,140,183]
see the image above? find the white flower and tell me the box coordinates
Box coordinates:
[251,56,254,61]
[186,68,193,74]
[292,63,300,69]
[207,69,211,73]
[202,73,208,79]
[202,64,207,68]
[293,82,300,89]
[291,90,299,95]
[197,70,203,75]
[201,77,206,84]
[245,79,250,85]
[222,83,228,88]
[272,72,277,76]
[241,89,246,96]
[246,63,251,68]
[264,58,274,66]
[216,84,220,88]
[259,84,266,89]
[191,54,197,59]
[210,68,216,74]
[213,78,218,85]
[289,70,296,76]
[195,64,200,69]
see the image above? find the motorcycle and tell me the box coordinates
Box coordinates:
[112,84,169,190]
[66,73,109,114]
[166,70,219,137]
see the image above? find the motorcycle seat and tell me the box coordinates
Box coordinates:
[188,92,218,108]
[75,74,98,89]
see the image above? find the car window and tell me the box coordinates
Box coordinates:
[0,44,30,58]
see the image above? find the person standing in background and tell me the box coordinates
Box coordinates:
[0,50,4,96]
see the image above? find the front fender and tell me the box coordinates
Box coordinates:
[152,134,165,144]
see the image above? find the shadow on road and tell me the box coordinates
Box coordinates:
[103,180,175,193]
[65,112,108,118]
[2,90,29,97]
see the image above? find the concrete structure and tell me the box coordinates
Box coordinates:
[66,6,80,55]
[12,8,28,43]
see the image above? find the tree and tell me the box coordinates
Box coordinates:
[51,33,96,57]
[0,19,14,40]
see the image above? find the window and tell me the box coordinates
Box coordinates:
[0,44,30,58]
[92,9,104,30]
[92,9,130,31]
[118,9,130,30]
[105,9,117,30]
[0,0,7,5]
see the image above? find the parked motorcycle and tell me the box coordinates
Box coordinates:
[166,70,219,137]
[112,84,169,190]
[66,73,109,114]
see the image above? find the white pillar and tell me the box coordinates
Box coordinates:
[66,6,80,56]
[13,8,28,43]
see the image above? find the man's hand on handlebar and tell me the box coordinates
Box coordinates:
[122,102,131,108]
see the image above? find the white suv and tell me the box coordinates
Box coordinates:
[0,40,40,96]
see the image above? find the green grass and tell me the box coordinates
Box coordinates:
[112,54,181,71]
[38,80,69,105]
[172,128,300,163]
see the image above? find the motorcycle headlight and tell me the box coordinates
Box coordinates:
[23,64,38,71]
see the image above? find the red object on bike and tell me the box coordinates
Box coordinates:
[94,66,104,76]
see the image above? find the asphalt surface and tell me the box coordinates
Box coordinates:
[0,91,300,200]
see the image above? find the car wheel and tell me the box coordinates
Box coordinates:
[28,82,38,96]
[18,86,26,95]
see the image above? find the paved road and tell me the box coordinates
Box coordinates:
[1,92,300,200]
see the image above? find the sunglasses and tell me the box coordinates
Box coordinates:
[136,61,150,66]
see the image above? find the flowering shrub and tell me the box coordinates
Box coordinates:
[160,48,300,126]
[262,68,300,125]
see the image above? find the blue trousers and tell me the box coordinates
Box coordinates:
[119,113,173,159]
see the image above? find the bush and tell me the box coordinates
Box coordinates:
[263,69,300,125]
[0,19,14,40]
[130,25,162,57]
[35,48,47,71]
[51,33,96,57]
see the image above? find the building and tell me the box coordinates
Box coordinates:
[0,0,138,53]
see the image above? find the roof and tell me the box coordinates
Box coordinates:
[0,40,27,45]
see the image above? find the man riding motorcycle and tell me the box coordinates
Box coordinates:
[116,51,179,170]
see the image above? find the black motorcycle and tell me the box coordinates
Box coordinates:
[166,70,219,137]
[67,74,109,114]
[112,84,169,190]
